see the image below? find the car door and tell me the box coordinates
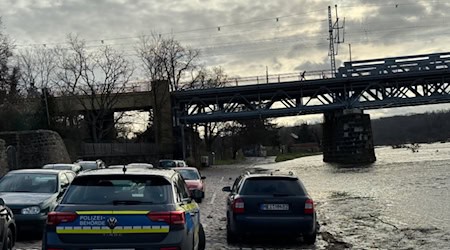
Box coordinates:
[227,176,243,212]
[174,175,199,246]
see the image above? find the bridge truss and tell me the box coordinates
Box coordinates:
[173,52,450,123]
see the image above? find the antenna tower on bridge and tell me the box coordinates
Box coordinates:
[328,5,345,77]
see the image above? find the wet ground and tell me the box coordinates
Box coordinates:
[15,143,450,249]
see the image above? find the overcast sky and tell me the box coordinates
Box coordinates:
[1,0,450,126]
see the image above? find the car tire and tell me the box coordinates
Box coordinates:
[226,224,238,244]
[198,223,206,250]
[195,198,202,203]
[303,232,317,244]
[3,227,13,250]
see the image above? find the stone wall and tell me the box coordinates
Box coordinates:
[0,130,70,171]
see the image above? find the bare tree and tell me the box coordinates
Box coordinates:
[0,18,20,101]
[56,34,134,142]
[136,34,200,91]
[17,46,59,96]
[193,67,230,152]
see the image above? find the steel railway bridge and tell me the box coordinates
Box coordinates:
[172,52,450,164]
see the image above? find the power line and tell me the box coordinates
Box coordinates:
[13,8,326,48]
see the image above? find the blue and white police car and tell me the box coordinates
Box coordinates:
[42,167,205,250]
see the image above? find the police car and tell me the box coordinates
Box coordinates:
[42,167,206,250]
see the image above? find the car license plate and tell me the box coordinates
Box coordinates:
[261,203,289,211]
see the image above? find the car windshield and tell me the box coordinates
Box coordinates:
[176,169,200,180]
[240,177,305,196]
[0,173,58,193]
[62,175,173,205]
[158,160,176,168]
[78,162,98,170]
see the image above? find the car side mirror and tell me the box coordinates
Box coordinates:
[191,189,203,200]
[0,198,5,206]
[201,176,206,180]
[222,186,232,192]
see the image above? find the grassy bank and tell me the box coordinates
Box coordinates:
[275,152,322,162]
[214,158,246,165]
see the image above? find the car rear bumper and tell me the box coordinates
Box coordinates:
[231,214,316,235]
[43,229,191,250]
[14,214,47,232]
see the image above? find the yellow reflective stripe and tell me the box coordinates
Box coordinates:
[57,229,111,234]
[56,226,169,234]
[115,228,169,233]
[76,211,149,215]
[182,203,198,212]
[113,211,149,215]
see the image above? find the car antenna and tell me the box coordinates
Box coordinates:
[122,165,127,174]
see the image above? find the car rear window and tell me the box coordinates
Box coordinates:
[159,160,176,168]
[62,175,173,205]
[79,162,98,170]
[176,169,200,180]
[240,177,306,196]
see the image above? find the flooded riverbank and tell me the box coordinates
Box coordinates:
[255,143,450,249]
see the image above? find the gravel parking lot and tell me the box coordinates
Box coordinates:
[16,157,327,250]
[18,149,450,249]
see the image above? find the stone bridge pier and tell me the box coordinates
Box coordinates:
[322,109,376,164]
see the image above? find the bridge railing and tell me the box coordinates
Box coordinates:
[224,70,333,86]
[337,52,450,78]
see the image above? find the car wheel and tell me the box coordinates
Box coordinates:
[195,198,202,203]
[303,232,317,244]
[198,223,206,250]
[226,223,237,244]
[3,228,13,250]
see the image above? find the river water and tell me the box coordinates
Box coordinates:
[255,142,450,249]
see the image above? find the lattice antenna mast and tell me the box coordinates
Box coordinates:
[328,5,345,77]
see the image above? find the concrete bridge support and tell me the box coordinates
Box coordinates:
[151,80,174,158]
[322,109,376,164]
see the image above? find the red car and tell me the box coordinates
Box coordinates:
[175,167,206,203]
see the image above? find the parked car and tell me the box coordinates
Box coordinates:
[0,169,75,233]
[158,159,187,168]
[42,167,205,250]
[75,160,105,171]
[222,171,318,244]
[42,163,82,174]
[0,198,16,250]
[174,167,206,203]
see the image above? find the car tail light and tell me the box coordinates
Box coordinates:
[304,199,314,214]
[147,211,185,225]
[47,212,78,226]
[232,197,245,214]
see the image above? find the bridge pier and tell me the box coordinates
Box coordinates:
[151,80,174,158]
[322,109,376,164]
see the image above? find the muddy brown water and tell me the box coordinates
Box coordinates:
[252,143,450,249]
